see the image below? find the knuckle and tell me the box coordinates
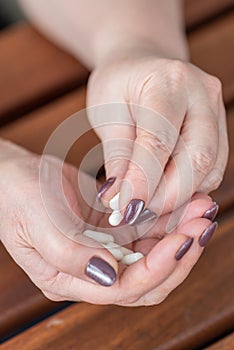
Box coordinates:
[138,131,172,157]
[150,293,168,305]
[190,147,216,176]
[139,60,186,97]
[115,287,143,305]
[125,294,141,305]
[207,168,225,191]
[209,75,222,93]
[205,75,223,103]
[42,290,64,302]
[127,163,145,182]
[166,60,186,87]
[139,292,169,306]
[105,144,133,163]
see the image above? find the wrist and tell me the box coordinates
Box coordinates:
[91,6,190,69]
[92,36,189,69]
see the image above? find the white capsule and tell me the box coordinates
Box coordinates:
[83,230,114,244]
[105,243,134,258]
[103,245,124,261]
[121,246,134,256]
[108,210,123,226]
[121,252,144,265]
[105,242,122,249]
[109,192,120,211]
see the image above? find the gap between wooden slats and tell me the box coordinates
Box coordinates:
[203,332,234,350]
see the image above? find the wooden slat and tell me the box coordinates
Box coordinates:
[203,333,234,350]
[185,0,234,29]
[1,212,234,350]
[0,87,102,174]
[188,10,234,104]
[0,24,88,125]
[0,9,233,126]
[0,244,68,341]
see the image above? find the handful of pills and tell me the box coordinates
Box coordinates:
[83,229,144,265]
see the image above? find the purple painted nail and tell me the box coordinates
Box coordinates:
[97,177,116,200]
[199,221,218,247]
[202,202,219,221]
[132,208,157,226]
[175,237,194,260]
[124,199,145,225]
[85,256,116,287]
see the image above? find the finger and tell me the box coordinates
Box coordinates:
[88,103,136,204]
[122,217,213,306]
[48,234,192,304]
[148,104,219,215]
[198,98,229,193]
[118,90,187,223]
[116,233,193,304]
[10,244,112,304]
[28,208,119,287]
[135,192,214,240]
[17,246,120,304]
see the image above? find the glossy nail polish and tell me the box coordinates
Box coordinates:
[124,199,145,225]
[132,208,157,226]
[202,202,219,221]
[175,237,194,261]
[85,256,116,286]
[97,177,116,200]
[199,222,218,247]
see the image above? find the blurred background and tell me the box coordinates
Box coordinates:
[0,0,24,30]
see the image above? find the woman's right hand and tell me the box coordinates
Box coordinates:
[0,140,217,306]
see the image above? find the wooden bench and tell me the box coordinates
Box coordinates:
[0,1,234,348]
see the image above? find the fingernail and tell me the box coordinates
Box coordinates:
[124,199,145,225]
[132,208,157,226]
[97,177,116,200]
[175,237,194,261]
[199,221,218,247]
[202,202,219,221]
[85,256,116,286]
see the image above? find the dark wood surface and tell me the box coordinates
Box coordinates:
[185,0,234,29]
[0,24,88,125]
[204,332,234,350]
[189,10,234,104]
[1,212,234,350]
[0,1,234,348]
[0,245,67,340]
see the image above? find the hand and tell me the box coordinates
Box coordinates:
[87,56,228,223]
[0,140,119,301]
[0,140,217,305]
